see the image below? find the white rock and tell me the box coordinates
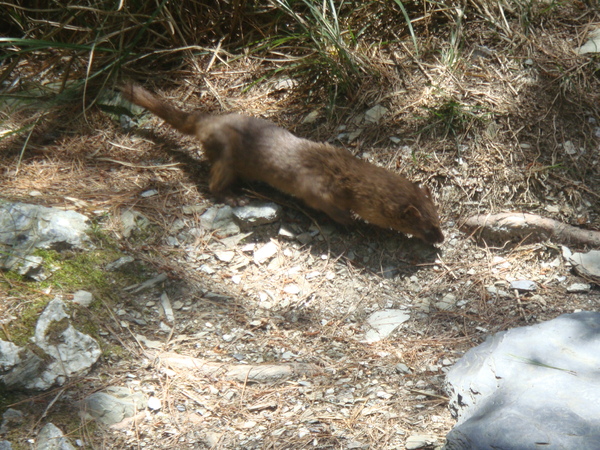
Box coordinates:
[364,309,410,343]
[72,290,93,307]
[147,396,161,411]
[232,202,282,227]
[302,110,321,124]
[298,427,310,438]
[283,284,301,295]
[364,105,389,123]
[254,241,278,264]
[141,189,158,197]
[577,28,600,54]
[510,280,537,292]
[242,420,257,429]
[215,251,235,262]
[160,292,175,323]
[278,226,296,239]
[376,391,392,399]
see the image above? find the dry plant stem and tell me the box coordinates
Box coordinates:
[461,213,600,247]
[95,157,180,169]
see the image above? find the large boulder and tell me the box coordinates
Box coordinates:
[445,312,600,449]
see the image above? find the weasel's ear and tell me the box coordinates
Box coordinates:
[404,204,423,220]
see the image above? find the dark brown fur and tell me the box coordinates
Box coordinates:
[121,83,444,244]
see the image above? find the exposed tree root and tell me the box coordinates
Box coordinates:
[157,352,322,383]
[460,213,600,247]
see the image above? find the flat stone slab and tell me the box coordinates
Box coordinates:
[364,309,410,343]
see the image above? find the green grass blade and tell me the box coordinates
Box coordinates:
[392,0,419,57]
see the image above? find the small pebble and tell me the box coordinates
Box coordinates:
[567,283,591,293]
[148,397,161,411]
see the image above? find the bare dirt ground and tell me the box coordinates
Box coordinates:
[1,3,600,449]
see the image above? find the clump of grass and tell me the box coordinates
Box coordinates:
[0,1,423,113]
[420,99,488,142]
[269,0,368,98]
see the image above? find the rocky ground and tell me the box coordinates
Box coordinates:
[1,4,600,448]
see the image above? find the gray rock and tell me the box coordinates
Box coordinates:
[296,232,313,245]
[232,202,282,228]
[120,209,149,238]
[405,433,437,449]
[486,285,510,298]
[16,255,46,281]
[0,409,24,434]
[395,363,411,374]
[445,312,600,449]
[0,441,11,450]
[36,423,75,450]
[165,235,179,246]
[80,386,148,426]
[200,206,240,236]
[218,231,253,249]
[435,293,457,311]
[0,201,91,273]
[105,255,135,271]
[0,346,44,390]
[28,297,101,390]
[160,292,175,323]
[182,204,208,215]
[364,105,389,123]
[120,114,134,131]
[567,283,592,293]
[569,250,600,284]
[0,340,22,371]
[381,266,398,279]
[126,273,168,293]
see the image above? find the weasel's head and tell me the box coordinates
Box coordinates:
[386,184,444,244]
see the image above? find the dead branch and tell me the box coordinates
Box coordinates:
[460,213,600,247]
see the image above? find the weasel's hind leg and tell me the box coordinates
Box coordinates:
[209,159,236,194]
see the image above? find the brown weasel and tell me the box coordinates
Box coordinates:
[121,83,444,244]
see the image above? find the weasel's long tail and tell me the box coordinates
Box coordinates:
[121,83,200,135]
